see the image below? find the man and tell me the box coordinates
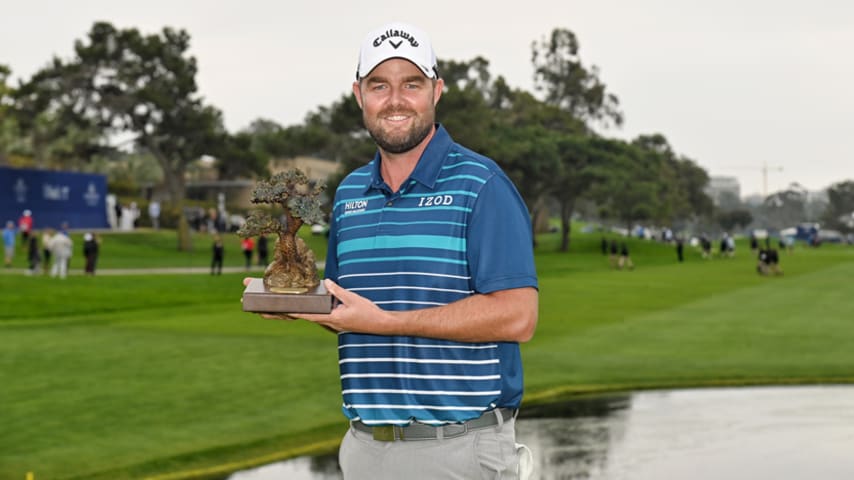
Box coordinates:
[3,220,15,267]
[211,234,224,275]
[256,235,268,266]
[83,232,100,275]
[241,236,255,270]
[47,226,73,279]
[253,22,537,478]
[18,209,33,242]
[148,200,161,230]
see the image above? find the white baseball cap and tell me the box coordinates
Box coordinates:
[356,22,438,80]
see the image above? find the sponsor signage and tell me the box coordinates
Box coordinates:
[1,166,110,229]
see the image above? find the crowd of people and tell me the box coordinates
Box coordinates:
[602,237,634,270]
[4,206,282,277]
[3,210,101,278]
[6,202,824,284]
[597,227,804,277]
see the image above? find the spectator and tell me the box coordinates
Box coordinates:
[148,201,161,230]
[3,220,16,267]
[241,237,255,270]
[701,235,712,259]
[784,236,795,253]
[41,228,54,275]
[18,209,34,242]
[114,201,123,230]
[27,232,41,274]
[768,248,782,275]
[609,239,619,268]
[129,202,141,229]
[211,234,224,275]
[206,208,218,233]
[757,248,783,276]
[619,242,635,270]
[676,237,684,262]
[48,229,73,279]
[257,235,269,266]
[83,232,100,275]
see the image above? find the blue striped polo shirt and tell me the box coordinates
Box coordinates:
[325,124,538,426]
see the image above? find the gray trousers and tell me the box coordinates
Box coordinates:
[339,417,521,479]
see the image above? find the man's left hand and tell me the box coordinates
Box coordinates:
[296,278,386,333]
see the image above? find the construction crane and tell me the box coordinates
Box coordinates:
[718,163,784,198]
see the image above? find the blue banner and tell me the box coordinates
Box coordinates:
[1,166,110,230]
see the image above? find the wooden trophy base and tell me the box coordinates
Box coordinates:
[242,278,334,314]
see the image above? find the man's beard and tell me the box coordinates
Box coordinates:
[365,107,434,154]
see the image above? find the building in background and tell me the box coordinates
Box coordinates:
[185,156,337,207]
[705,176,742,208]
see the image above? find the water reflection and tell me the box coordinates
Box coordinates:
[225,456,340,480]
[228,386,854,480]
[516,394,630,479]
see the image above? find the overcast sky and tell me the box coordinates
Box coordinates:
[4,0,853,196]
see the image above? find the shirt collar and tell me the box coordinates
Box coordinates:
[367,123,453,193]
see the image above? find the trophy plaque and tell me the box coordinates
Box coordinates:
[242,278,334,314]
[238,168,333,314]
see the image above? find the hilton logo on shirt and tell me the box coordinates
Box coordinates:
[344,200,369,214]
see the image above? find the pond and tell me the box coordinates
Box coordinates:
[228,385,854,479]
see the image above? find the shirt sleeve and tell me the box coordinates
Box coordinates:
[466,172,538,294]
[323,201,340,282]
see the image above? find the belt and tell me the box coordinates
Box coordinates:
[351,408,516,442]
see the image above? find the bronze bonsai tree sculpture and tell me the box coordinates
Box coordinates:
[237,168,326,293]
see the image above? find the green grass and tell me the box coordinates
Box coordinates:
[1,229,853,479]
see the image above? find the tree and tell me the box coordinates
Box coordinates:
[531,27,624,249]
[12,61,114,170]
[213,131,267,180]
[0,64,21,164]
[716,209,753,232]
[17,22,226,250]
[436,57,499,156]
[631,134,713,227]
[531,28,623,130]
[491,122,562,243]
[238,168,325,291]
[822,180,854,233]
[592,141,659,231]
[546,134,616,251]
[438,58,562,242]
[761,185,807,230]
[291,93,376,195]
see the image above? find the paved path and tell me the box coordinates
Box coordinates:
[2,266,257,276]
[1,262,325,276]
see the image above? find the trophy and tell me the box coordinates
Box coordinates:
[238,168,333,313]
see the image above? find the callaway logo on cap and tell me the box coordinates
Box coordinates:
[356,22,438,80]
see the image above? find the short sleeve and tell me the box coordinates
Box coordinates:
[466,172,538,294]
